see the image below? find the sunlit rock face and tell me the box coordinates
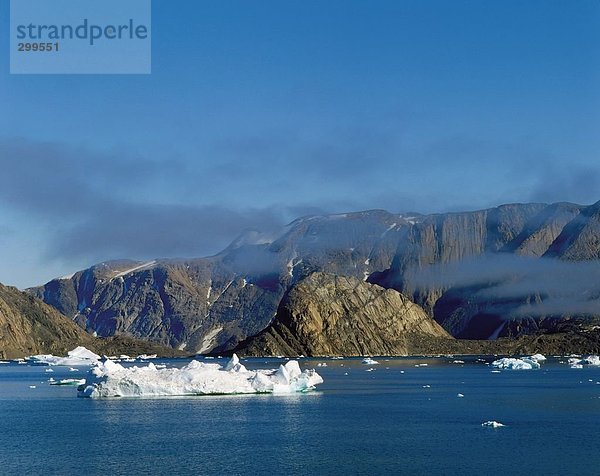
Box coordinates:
[235,272,452,357]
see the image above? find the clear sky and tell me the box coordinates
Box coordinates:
[0,0,599,288]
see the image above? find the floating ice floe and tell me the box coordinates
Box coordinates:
[78,354,323,398]
[28,346,100,367]
[530,353,547,362]
[491,356,541,370]
[362,358,379,365]
[482,421,505,428]
[457,393,464,398]
[568,355,600,368]
[50,378,86,386]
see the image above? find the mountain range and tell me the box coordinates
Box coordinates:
[26,200,600,355]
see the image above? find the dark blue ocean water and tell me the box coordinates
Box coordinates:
[1,356,599,476]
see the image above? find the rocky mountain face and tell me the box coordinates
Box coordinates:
[234,272,451,357]
[0,283,181,359]
[0,282,93,359]
[372,201,600,339]
[30,211,409,353]
[29,201,600,352]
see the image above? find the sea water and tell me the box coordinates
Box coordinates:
[1,356,599,476]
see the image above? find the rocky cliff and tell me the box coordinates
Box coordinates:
[373,201,600,338]
[235,272,452,356]
[0,283,184,359]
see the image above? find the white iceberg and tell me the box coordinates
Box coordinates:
[568,355,600,368]
[50,378,86,386]
[482,421,505,428]
[582,355,600,366]
[530,353,547,362]
[28,346,100,367]
[362,358,379,365]
[78,354,323,398]
[491,357,540,370]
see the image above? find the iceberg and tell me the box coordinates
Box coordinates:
[362,358,379,365]
[482,421,505,428]
[530,354,547,362]
[28,346,100,367]
[78,354,323,398]
[491,357,540,370]
[568,355,600,368]
[581,355,600,366]
[50,378,86,386]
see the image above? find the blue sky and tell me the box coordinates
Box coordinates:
[0,0,599,288]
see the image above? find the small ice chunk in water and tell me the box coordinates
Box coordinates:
[582,355,600,366]
[457,393,464,398]
[567,355,600,368]
[50,378,86,386]
[482,421,505,428]
[530,353,546,362]
[28,346,100,367]
[362,358,379,365]
[491,358,540,370]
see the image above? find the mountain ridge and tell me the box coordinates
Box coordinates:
[28,200,600,353]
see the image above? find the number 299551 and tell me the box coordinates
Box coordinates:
[17,42,60,52]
